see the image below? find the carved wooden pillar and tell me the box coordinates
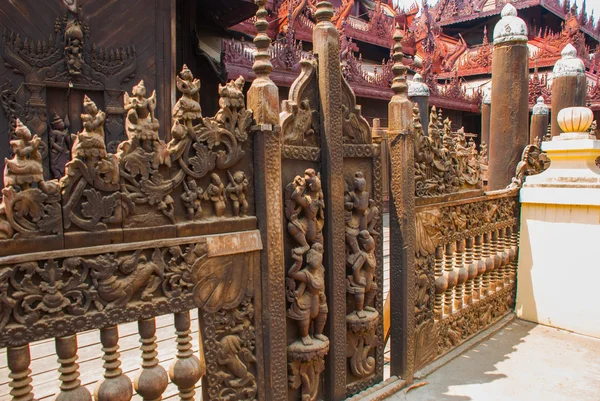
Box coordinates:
[489,4,529,190]
[373,119,390,206]
[169,311,203,401]
[247,1,287,399]
[55,334,92,401]
[388,24,417,381]
[313,3,346,398]
[135,318,169,401]
[481,89,491,148]
[409,73,430,137]
[551,44,587,137]
[7,345,35,401]
[443,242,455,316]
[530,97,549,145]
[94,326,133,401]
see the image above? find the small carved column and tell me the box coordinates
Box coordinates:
[473,234,484,300]
[388,24,417,381]
[494,230,504,291]
[134,318,169,401]
[313,2,346,398]
[530,97,549,145]
[433,245,445,320]
[7,345,35,401]
[551,44,587,137]
[169,311,203,401]
[489,4,529,190]
[454,239,466,310]
[443,243,455,316]
[481,89,491,148]
[94,326,133,401]
[464,238,475,305]
[482,233,492,297]
[55,335,92,401]
[247,0,287,399]
[373,119,390,204]
[409,73,430,137]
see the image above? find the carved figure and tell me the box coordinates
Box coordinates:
[507,144,551,189]
[173,64,202,122]
[344,172,379,255]
[284,99,316,145]
[217,334,257,391]
[285,169,325,256]
[49,113,73,179]
[226,171,249,217]
[72,96,107,162]
[4,119,44,189]
[124,80,159,148]
[347,230,378,317]
[287,243,328,346]
[206,173,227,217]
[63,0,84,75]
[181,178,204,220]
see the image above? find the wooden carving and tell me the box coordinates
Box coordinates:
[285,168,329,401]
[345,171,380,379]
[413,105,484,197]
[507,145,551,189]
[341,78,371,145]
[0,119,61,239]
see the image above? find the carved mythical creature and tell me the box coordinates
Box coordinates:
[287,243,328,346]
[181,178,204,220]
[217,334,257,391]
[507,145,551,189]
[226,171,249,217]
[49,113,73,179]
[284,99,316,146]
[206,173,227,217]
[87,249,164,308]
[4,119,44,189]
[285,169,325,256]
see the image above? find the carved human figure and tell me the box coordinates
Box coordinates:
[49,113,72,178]
[63,0,84,75]
[173,65,202,125]
[480,141,488,162]
[205,173,227,217]
[226,170,249,217]
[124,80,159,150]
[181,178,204,220]
[71,96,107,163]
[347,230,377,318]
[286,169,325,256]
[287,243,328,346]
[344,172,378,255]
[4,119,44,190]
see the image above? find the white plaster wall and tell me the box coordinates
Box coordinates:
[516,203,600,339]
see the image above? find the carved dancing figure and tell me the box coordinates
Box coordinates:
[286,169,325,256]
[173,64,202,124]
[226,170,249,217]
[72,96,107,162]
[49,113,72,178]
[347,230,377,318]
[124,80,159,150]
[205,173,227,217]
[344,172,378,255]
[4,119,44,190]
[287,243,328,346]
[181,178,204,220]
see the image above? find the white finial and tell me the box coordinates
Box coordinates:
[408,73,430,97]
[553,43,585,77]
[493,3,527,44]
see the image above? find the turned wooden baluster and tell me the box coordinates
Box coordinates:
[454,239,467,310]
[473,234,484,301]
[444,242,456,316]
[135,318,169,401]
[94,326,133,401]
[511,226,519,282]
[7,345,35,401]
[501,228,512,287]
[490,230,501,292]
[169,311,204,401]
[495,230,505,291]
[55,334,92,401]
[482,232,492,297]
[433,245,445,320]
[464,237,475,305]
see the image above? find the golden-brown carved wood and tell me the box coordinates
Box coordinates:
[134,318,169,401]
[55,334,92,401]
[7,345,35,401]
[94,326,133,401]
[169,311,203,401]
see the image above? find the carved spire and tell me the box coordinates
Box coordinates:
[252,0,273,78]
[391,24,408,97]
[315,1,334,23]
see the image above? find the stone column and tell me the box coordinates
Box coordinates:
[489,4,529,190]
[517,106,600,338]
[481,88,491,148]
[530,96,549,145]
[551,44,587,137]
[409,73,430,136]
[247,1,286,400]
[388,25,416,381]
[312,2,346,399]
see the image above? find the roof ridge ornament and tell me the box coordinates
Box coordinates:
[553,43,586,78]
[493,4,527,45]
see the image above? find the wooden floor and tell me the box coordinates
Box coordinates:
[0,217,391,401]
